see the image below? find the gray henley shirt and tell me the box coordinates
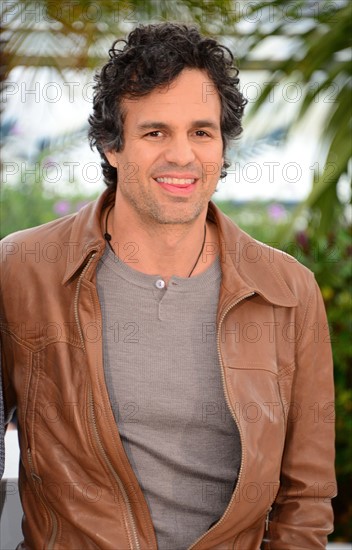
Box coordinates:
[97,245,241,549]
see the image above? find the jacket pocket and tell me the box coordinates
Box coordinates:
[224,363,286,450]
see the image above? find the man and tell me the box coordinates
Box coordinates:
[1,23,336,549]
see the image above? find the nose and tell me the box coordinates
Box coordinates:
[163,134,196,166]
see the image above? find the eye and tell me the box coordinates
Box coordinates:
[145,131,163,138]
[195,130,210,137]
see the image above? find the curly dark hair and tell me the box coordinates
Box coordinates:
[88,23,247,196]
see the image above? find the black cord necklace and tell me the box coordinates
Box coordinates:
[187,223,206,277]
[103,205,207,278]
[103,204,114,245]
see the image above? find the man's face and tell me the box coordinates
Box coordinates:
[105,68,224,226]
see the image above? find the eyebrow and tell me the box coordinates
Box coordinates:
[136,120,220,132]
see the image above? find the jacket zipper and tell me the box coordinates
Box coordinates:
[87,386,141,550]
[27,448,58,550]
[73,252,96,352]
[188,292,255,550]
[265,506,272,532]
[75,251,140,549]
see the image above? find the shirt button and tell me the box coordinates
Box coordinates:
[155,278,165,289]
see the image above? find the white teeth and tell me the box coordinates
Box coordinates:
[155,177,195,185]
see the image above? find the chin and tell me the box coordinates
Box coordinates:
[152,208,204,226]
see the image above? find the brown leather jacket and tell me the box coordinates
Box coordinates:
[1,191,336,549]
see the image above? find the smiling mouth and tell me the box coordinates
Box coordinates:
[154,177,196,186]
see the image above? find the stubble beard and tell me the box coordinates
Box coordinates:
[120,182,209,227]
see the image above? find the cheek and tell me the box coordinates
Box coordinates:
[199,148,223,174]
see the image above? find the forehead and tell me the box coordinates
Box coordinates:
[122,69,221,126]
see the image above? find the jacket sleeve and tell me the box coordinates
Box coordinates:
[0,244,18,428]
[264,276,336,549]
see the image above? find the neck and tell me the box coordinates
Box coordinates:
[105,205,218,281]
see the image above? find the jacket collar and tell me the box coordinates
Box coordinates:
[63,191,297,308]
[62,190,109,284]
[208,202,297,307]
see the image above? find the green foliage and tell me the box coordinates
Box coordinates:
[242,0,352,237]
[1,0,236,77]
[0,176,98,238]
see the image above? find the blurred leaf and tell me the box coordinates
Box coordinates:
[243,0,352,236]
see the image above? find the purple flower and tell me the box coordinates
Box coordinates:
[53,200,71,216]
[267,203,287,221]
[42,157,56,168]
[10,122,22,136]
[296,231,309,252]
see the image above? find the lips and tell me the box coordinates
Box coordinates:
[153,174,198,195]
[155,177,196,186]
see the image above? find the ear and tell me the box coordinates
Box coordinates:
[105,150,118,168]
